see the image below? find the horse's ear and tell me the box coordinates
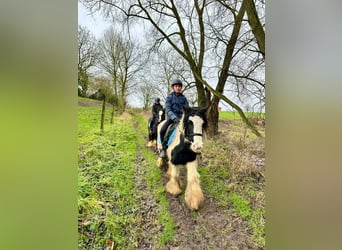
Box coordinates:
[181,105,190,113]
[199,106,209,115]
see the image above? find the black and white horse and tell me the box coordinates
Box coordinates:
[147,108,165,147]
[156,106,207,210]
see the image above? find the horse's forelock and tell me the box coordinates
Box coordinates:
[183,108,206,124]
[181,108,207,137]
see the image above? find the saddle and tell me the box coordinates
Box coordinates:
[163,123,178,147]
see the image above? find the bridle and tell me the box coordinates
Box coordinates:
[184,133,203,143]
[181,115,204,143]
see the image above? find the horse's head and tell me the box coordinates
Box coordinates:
[181,106,208,153]
[158,108,165,123]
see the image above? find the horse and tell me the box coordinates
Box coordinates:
[156,106,207,210]
[147,108,165,148]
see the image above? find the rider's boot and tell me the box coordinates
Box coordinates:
[159,140,167,158]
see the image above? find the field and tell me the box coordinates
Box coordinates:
[219,111,265,120]
[78,98,265,249]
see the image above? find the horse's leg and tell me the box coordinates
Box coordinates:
[164,161,171,178]
[185,160,204,210]
[156,157,164,169]
[147,141,153,147]
[152,138,157,147]
[147,131,153,147]
[165,163,181,196]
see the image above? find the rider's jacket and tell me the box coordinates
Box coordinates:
[165,92,189,121]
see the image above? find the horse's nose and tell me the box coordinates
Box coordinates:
[192,142,203,152]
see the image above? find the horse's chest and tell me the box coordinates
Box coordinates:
[171,141,197,165]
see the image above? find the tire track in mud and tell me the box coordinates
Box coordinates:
[160,176,255,250]
[133,117,256,250]
[133,148,163,249]
[133,118,167,249]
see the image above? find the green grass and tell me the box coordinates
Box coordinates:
[78,100,264,249]
[219,111,265,120]
[199,128,265,249]
[132,111,176,247]
[78,105,140,249]
[229,193,252,219]
[78,104,175,249]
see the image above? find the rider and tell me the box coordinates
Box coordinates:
[152,97,163,119]
[159,79,189,158]
[149,98,163,135]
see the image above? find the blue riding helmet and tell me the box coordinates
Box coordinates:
[171,79,183,87]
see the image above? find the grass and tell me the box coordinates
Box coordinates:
[219,111,265,120]
[78,103,175,249]
[131,111,176,247]
[199,120,265,248]
[78,99,265,249]
[78,105,140,249]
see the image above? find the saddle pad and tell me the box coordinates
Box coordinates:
[157,126,177,146]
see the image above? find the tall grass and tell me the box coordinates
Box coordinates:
[78,106,139,249]
[199,119,265,248]
[78,104,175,249]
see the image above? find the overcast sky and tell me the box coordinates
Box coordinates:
[78,2,109,38]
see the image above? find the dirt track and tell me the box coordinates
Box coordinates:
[134,115,259,250]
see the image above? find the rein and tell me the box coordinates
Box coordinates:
[183,131,203,143]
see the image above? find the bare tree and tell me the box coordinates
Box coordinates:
[221,0,265,113]
[138,83,156,110]
[91,76,112,130]
[78,25,99,97]
[150,47,193,100]
[245,0,265,58]
[98,27,144,114]
[81,0,264,137]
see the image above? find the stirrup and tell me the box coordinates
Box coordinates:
[159,149,167,158]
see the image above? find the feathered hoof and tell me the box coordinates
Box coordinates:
[152,140,157,147]
[164,164,171,178]
[164,171,171,179]
[147,141,153,147]
[156,157,163,168]
[166,180,182,196]
[185,187,204,211]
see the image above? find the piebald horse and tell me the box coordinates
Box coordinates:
[147,108,165,147]
[156,106,207,210]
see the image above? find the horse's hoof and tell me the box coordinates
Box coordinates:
[164,171,170,179]
[156,157,163,168]
[166,180,181,196]
[185,187,204,210]
[147,141,153,147]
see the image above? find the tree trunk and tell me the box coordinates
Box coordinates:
[193,74,207,107]
[206,105,219,136]
[192,71,262,138]
[206,0,246,137]
[245,0,265,58]
[100,96,106,131]
[110,104,115,124]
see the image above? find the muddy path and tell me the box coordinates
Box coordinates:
[161,189,254,249]
[133,120,256,250]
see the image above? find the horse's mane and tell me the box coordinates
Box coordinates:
[182,106,207,132]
